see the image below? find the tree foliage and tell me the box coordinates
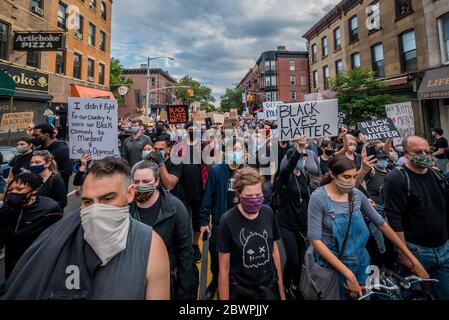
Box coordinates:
[175,76,215,105]
[110,57,133,104]
[219,87,245,114]
[330,68,406,125]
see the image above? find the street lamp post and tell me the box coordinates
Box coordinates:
[145,56,175,117]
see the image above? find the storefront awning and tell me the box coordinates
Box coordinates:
[71,85,115,99]
[418,66,449,100]
[0,71,16,96]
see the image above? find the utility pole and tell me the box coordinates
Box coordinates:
[145,57,150,117]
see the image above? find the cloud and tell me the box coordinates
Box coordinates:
[111,0,335,102]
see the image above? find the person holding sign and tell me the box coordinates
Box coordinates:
[306,155,429,299]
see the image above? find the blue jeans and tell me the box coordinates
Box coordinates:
[407,240,449,300]
[435,158,448,175]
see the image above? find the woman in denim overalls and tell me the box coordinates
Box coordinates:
[307,155,429,299]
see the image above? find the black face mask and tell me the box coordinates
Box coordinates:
[325,150,335,156]
[5,193,28,207]
[32,138,44,147]
[156,126,164,135]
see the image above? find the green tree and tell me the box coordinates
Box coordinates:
[219,87,244,114]
[200,101,216,113]
[330,68,406,125]
[176,76,215,105]
[110,57,133,104]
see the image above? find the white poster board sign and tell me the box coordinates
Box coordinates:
[277,99,339,141]
[385,102,415,146]
[68,97,119,160]
[258,101,284,121]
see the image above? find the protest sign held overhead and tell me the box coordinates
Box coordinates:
[338,111,348,128]
[0,112,34,130]
[277,99,339,141]
[229,109,238,119]
[385,102,415,146]
[167,105,189,125]
[159,110,168,121]
[357,118,400,142]
[258,101,283,121]
[68,97,119,160]
[212,113,225,124]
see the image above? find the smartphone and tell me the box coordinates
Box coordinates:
[202,231,209,241]
[366,145,377,158]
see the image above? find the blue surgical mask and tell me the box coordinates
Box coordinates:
[296,159,306,170]
[130,127,140,134]
[29,164,46,174]
[228,151,243,164]
[156,150,166,159]
[142,151,151,159]
[376,160,389,169]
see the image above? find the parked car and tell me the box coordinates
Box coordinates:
[0,146,18,178]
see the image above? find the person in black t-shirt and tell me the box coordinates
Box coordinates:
[318,139,335,175]
[383,135,449,299]
[130,160,194,300]
[432,128,448,174]
[217,167,285,301]
[7,137,35,183]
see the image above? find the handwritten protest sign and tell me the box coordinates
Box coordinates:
[212,113,225,124]
[277,99,339,141]
[229,109,238,119]
[338,111,348,128]
[385,102,415,146]
[357,118,400,142]
[0,112,34,130]
[258,101,283,121]
[167,105,189,124]
[159,110,168,121]
[196,110,207,121]
[68,98,119,160]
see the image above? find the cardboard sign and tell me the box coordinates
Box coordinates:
[229,109,238,119]
[68,98,119,160]
[258,101,283,121]
[196,110,207,121]
[212,113,225,124]
[277,99,339,141]
[159,111,168,121]
[167,105,189,125]
[0,112,34,130]
[385,102,415,146]
[358,118,400,142]
[223,118,234,129]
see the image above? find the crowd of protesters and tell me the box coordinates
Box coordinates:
[1,113,449,301]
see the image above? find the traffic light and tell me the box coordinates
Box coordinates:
[246,94,254,103]
[187,89,194,97]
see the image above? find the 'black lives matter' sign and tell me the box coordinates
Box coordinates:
[277,99,339,141]
[13,32,65,51]
[358,118,400,142]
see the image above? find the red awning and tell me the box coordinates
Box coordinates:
[70,85,115,99]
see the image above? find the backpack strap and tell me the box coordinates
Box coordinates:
[396,166,411,198]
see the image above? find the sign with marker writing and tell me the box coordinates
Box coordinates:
[338,111,348,128]
[277,99,339,141]
[167,105,189,124]
[258,101,283,121]
[68,97,119,160]
[385,102,414,146]
[0,112,34,130]
[357,118,400,142]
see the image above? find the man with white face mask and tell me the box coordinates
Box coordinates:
[4,157,170,300]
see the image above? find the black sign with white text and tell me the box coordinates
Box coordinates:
[358,118,400,142]
[13,32,65,51]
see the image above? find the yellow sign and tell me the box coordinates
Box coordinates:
[1,112,34,130]
[159,111,168,121]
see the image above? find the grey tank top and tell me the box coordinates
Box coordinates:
[89,218,153,300]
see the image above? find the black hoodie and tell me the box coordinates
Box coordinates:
[42,140,73,191]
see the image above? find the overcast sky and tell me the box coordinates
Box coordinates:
[111,0,335,104]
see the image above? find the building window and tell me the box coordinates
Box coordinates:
[313,70,319,89]
[265,75,276,87]
[265,92,272,101]
[264,60,276,71]
[272,91,277,101]
[100,31,106,51]
[396,0,413,19]
[311,44,317,62]
[29,0,44,16]
[0,22,9,60]
[101,2,107,20]
[323,66,330,89]
[73,53,82,79]
[26,51,40,68]
[300,76,307,86]
[89,0,97,12]
[88,59,95,82]
[290,75,296,86]
[335,59,343,75]
[57,2,67,30]
[75,13,84,38]
[334,27,341,51]
[349,16,358,42]
[88,23,96,46]
[438,13,449,63]
[290,91,297,101]
[400,30,417,72]
[55,52,65,74]
[371,43,385,77]
[351,52,361,69]
[322,36,328,57]
[289,60,295,71]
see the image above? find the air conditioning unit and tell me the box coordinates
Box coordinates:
[88,76,94,82]
[75,31,82,39]
[31,6,44,16]
[57,21,66,30]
